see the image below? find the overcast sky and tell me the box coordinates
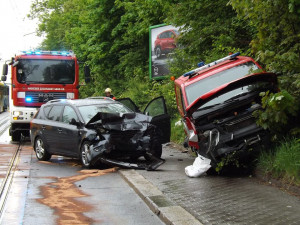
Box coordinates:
[0,0,44,62]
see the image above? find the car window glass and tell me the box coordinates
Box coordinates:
[166,31,172,38]
[175,85,185,114]
[144,97,165,117]
[62,106,79,124]
[47,105,63,121]
[199,81,273,109]
[78,103,132,123]
[43,106,52,118]
[117,99,140,112]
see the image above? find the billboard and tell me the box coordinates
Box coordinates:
[149,24,180,80]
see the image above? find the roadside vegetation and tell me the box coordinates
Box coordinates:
[30,0,299,184]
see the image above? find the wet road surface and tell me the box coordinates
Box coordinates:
[1,111,300,225]
[0,119,164,225]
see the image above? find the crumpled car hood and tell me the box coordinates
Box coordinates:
[84,111,165,170]
[86,111,152,130]
[186,72,277,117]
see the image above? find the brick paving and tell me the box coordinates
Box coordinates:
[137,144,300,225]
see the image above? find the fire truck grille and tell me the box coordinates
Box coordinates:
[26,92,67,103]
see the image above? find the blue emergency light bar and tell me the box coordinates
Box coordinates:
[25,97,32,103]
[21,50,74,56]
[183,52,240,77]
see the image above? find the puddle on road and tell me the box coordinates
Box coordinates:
[38,168,117,225]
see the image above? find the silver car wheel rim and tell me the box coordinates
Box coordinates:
[36,139,44,158]
[156,48,161,57]
[82,144,90,166]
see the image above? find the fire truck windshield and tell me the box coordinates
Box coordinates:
[185,61,261,105]
[16,59,75,84]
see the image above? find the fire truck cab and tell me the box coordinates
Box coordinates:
[2,50,80,142]
[174,53,278,167]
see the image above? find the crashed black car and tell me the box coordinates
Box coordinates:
[30,97,170,170]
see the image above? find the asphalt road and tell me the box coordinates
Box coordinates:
[0,116,164,225]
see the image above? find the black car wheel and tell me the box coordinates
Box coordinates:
[81,141,92,168]
[155,46,162,59]
[34,136,51,161]
[145,136,162,160]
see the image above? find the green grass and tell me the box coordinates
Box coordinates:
[258,137,300,186]
[170,118,186,144]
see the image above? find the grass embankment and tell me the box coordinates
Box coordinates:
[257,137,300,186]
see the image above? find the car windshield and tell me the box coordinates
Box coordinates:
[185,61,260,105]
[78,103,133,123]
[197,81,272,110]
[16,59,75,84]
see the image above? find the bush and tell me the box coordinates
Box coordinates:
[258,137,300,185]
[253,90,299,139]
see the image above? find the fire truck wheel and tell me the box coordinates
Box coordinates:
[11,131,21,142]
[34,136,51,161]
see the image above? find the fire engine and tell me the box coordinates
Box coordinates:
[1,50,80,141]
[174,53,278,168]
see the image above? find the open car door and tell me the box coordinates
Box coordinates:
[118,97,171,144]
[143,96,170,144]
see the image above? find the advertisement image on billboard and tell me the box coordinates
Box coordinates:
[149,24,180,80]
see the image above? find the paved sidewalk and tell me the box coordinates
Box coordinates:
[120,144,300,225]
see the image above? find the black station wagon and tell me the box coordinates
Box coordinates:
[30,97,170,170]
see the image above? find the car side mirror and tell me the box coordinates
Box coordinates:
[70,118,81,127]
[2,64,8,76]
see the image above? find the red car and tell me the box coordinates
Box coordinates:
[154,29,179,58]
[174,53,278,169]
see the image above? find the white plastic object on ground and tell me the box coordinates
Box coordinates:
[185,154,211,178]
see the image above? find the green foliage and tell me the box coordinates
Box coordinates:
[29,0,299,145]
[165,0,254,78]
[230,0,300,138]
[253,90,299,138]
[170,118,186,144]
[258,138,300,185]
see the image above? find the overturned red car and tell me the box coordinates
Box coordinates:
[174,53,278,168]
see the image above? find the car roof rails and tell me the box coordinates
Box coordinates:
[46,99,67,104]
[183,52,240,78]
[86,96,115,101]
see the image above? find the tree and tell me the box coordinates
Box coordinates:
[230,0,300,137]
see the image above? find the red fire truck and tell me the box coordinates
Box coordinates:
[174,53,278,168]
[1,50,80,141]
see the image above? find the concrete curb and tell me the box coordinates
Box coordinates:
[119,169,203,225]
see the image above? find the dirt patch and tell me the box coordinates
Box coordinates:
[38,168,117,225]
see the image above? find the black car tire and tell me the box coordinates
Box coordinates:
[81,141,92,168]
[34,136,51,161]
[155,46,162,59]
[145,136,162,160]
[11,131,21,142]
